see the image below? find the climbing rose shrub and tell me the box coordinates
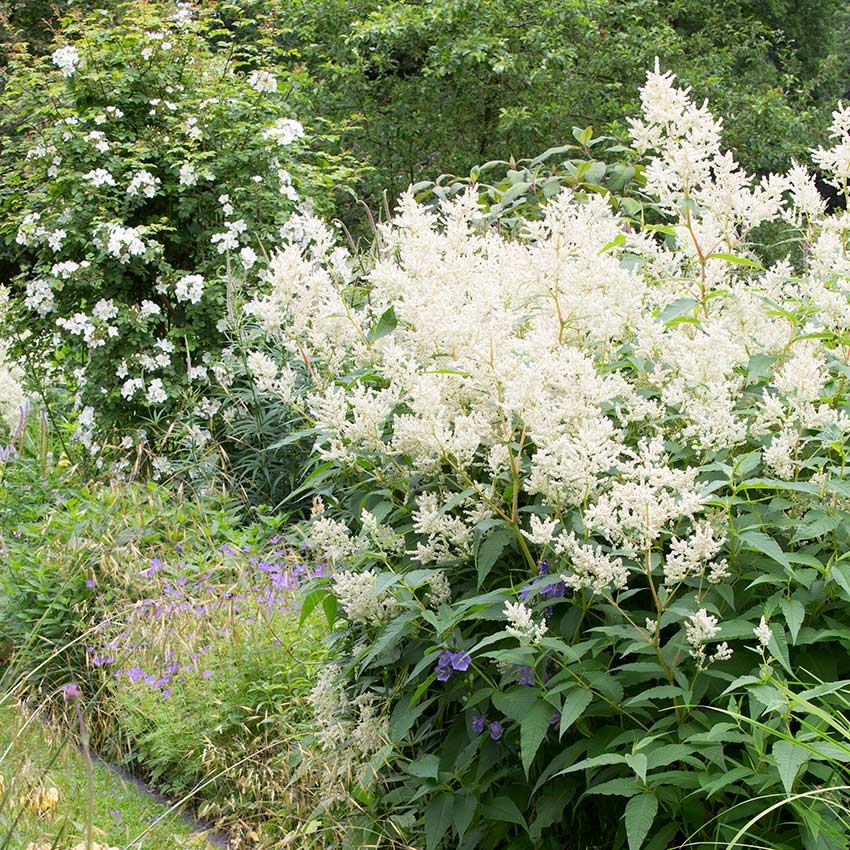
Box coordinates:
[0,1,357,456]
[243,65,850,850]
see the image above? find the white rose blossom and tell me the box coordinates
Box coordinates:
[82,168,116,187]
[262,118,305,146]
[174,274,204,304]
[52,45,81,77]
[247,69,277,93]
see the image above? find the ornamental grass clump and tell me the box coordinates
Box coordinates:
[241,64,850,849]
[99,542,332,845]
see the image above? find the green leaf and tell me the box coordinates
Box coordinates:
[557,753,628,777]
[747,683,787,714]
[476,524,514,586]
[624,753,648,783]
[767,623,793,675]
[559,688,593,738]
[622,685,684,708]
[359,610,417,667]
[439,487,477,515]
[831,561,850,600]
[455,588,513,616]
[521,700,553,776]
[367,306,397,343]
[585,777,643,797]
[389,694,437,740]
[779,597,805,645]
[658,297,699,325]
[798,680,850,700]
[606,165,636,193]
[808,742,850,762]
[582,670,624,703]
[738,478,820,495]
[772,739,809,796]
[707,252,764,269]
[405,648,443,684]
[599,233,626,254]
[408,754,440,780]
[583,161,607,184]
[530,144,579,167]
[425,792,453,850]
[300,588,328,625]
[792,510,838,542]
[453,794,477,841]
[625,793,658,850]
[826,479,850,499]
[492,688,539,722]
[572,126,593,146]
[321,592,337,628]
[735,450,762,477]
[738,530,792,571]
[699,765,753,797]
[480,796,528,830]
[644,744,696,770]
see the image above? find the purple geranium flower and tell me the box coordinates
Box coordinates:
[519,581,536,602]
[517,665,535,686]
[542,580,566,601]
[62,682,81,701]
[472,714,486,734]
[435,650,472,681]
[451,651,471,671]
[489,721,503,741]
[435,651,454,681]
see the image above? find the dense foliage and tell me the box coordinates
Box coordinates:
[5,1,850,210]
[7,3,850,850]
[268,0,850,204]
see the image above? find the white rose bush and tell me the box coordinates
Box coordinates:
[238,65,850,849]
[0,2,358,462]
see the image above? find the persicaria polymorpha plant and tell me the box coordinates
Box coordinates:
[245,66,850,848]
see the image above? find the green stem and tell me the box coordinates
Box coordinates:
[75,703,93,850]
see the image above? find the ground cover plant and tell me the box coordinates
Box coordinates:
[99,540,332,845]
[0,700,213,850]
[0,408,336,848]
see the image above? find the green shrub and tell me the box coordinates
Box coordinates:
[0,0,361,453]
[262,0,850,211]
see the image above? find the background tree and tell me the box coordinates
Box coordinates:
[256,0,850,206]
